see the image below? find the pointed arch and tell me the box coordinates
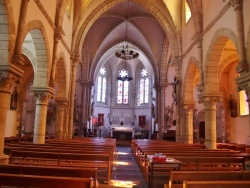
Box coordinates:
[204,28,238,92]
[55,52,67,98]
[183,56,199,102]
[21,20,51,87]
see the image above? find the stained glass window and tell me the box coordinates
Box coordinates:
[97,67,107,103]
[239,90,249,116]
[185,0,191,23]
[117,69,130,104]
[138,68,149,105]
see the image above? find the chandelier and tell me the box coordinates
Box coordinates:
[116,0,138,81]
[115,44,139,60]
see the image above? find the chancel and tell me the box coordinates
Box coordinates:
[1,0,250,187]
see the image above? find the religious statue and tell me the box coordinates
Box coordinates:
[91,101,94,116]
[132,114,136,126]
[165,106,173,127]
[74,109,80,122]
[47,107,53,124]
[107,113,113,125]
[10,86,18,111]
[229,94,238,118]
[151,103,155,118]
[172,76,179,105]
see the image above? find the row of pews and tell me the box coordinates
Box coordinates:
[131,139,250,188]
[1,137,116,188]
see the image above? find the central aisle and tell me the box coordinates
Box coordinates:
[100,145,148,188]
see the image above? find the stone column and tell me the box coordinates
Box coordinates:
[55,99,68,139]
[12,0,29,59]
[183,103,195,144]
[30,87,55,144]
[199,94,222,149]
[0,65,23,163]
[154,82,167,139]
[229,0,248,73]
[171,56,182,142]
[49,28,63,86]
[63,105,69,139]
[81,81,93,124]
[68,54,79,139]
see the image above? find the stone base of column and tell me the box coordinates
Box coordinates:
[205,140,217,149]
[0,154,9,164]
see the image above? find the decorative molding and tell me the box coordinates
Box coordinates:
[30,87,55,104]
[198,94,223,109]
[228,0,242,10]
[0,72,15,93]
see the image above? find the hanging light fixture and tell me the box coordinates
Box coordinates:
[116,0,138,81]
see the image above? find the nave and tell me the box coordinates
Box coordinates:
[3,137,250,188]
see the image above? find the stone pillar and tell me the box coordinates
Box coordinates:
[63,105,69,139]
[30,87,55,144]
[55,99,68,139]
[13,0,29,58]
[50,28,63,86]
[154,82,167,139]
[171,56,182,142]
[81,81,93,124]
[0,65,23,163]
[229,0,248,73]
[183,103,195,144]
[199,94,222,149]
[68,54,79,139]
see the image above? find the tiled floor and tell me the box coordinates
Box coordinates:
[99,145,148,188]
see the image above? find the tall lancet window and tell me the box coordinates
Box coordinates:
[117,69,129,104]
[139,68,149,105]
[97,67,107,103]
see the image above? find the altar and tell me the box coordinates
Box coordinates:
[111,126,134,141]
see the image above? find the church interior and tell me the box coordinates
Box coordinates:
[1,0,250,187]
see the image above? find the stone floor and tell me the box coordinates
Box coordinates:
[99,144,148,188]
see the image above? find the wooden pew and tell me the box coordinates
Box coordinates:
[183,180,250,188]
[0,164,98,187]
[145,156,245,187]
[0,173,93,188]
[9,150,112,183]
[165,171,250,188]
[4,145,115,162]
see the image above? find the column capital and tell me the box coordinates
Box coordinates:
[182,101,196,112]
[198,92,222,109]
[228,0,242,10]
[30,87,55,104]
[54,27,64,42]
[55,98,68,110]
[0,64,24,93]
[81,80,94,87]
[236,72,250,92]
[170,56,181,71]
[70,53,80,66]
[154,82,168,91]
